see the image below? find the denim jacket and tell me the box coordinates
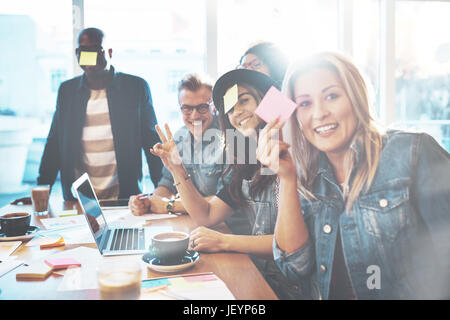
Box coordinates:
[273,130,450,299]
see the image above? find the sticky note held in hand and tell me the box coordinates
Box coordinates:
[79,51,98,66]
[255,86,297,124]
[40,237,65,249]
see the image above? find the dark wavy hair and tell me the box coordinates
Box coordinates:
[217,83,277,207]
[240,42,289,89]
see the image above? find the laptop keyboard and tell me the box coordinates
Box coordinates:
[109,228,145,251]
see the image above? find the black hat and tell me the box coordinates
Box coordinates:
[212,69,276,113]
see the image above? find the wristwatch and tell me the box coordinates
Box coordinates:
[166,196,175,214]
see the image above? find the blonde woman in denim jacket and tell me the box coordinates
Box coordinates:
[258,52,450,299]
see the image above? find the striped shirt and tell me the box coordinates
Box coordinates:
[76,89,119,199]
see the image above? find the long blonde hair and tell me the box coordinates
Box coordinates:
[282,52,384,212]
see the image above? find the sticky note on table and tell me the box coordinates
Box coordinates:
[184,273,218,282]
[40,237,65,249]
[223,84,238,114]
[16,262,52,280]
[58,209,78,217]
[141,278,171,288]
[169,277,191,288]
[79,51,98,66]
[45,258,81,270]
[255,86,297,124]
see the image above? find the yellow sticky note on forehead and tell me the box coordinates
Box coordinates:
[79,51,98,66]
[223,84,238,114]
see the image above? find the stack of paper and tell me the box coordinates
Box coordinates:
[140,272,235,300]
[0,241,22,260]
[0,241,23,278]
[0,258,24,278]
[103,209,177,228]
[27,215,94,246]
[55,247,103,291]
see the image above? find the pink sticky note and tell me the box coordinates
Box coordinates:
[255,86,297,124]
[183,274,218,282]
[44,258,82,270]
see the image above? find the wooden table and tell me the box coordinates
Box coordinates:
[0,196,277,300]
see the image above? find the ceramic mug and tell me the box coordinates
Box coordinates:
[0,212,31,237]
[150,231,189,264]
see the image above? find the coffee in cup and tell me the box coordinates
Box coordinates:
[151,231,189,264]
[31,185,50,215]
[0,212,31,237]
[97,260,141,300]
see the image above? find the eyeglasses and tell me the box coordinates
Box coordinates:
[237,58,264,71]
[180,103,211,115]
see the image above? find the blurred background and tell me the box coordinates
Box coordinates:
[0,0,449,206]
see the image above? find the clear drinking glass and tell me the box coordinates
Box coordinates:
[31,185,50,216]
[97,260,142,300]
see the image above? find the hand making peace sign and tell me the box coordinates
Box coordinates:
[150,124,183,172]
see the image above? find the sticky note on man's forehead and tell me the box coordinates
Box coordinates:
[255,86,297,124]
[223,84,238,114]
[79,51,98,66]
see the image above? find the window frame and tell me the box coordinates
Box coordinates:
[73,0,448,130]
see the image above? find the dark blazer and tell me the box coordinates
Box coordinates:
[37,67,163,200]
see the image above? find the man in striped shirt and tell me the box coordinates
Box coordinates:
[78,88,119,199]
[37,28,163,200]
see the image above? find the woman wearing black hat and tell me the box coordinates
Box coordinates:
[151,69,304,299]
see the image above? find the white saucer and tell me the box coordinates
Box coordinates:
[142,250,200,273]
[0,226,40,241]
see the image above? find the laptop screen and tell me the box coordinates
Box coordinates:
[75,179,107,247]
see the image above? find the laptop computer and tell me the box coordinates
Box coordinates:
[72,172,151,256]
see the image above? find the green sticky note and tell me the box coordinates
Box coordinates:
[58,209,78,217]
[79,51,98,66]
[223,84,238,114]
[141,278,171,288]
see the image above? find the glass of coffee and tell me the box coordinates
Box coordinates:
[97,260,142,300]
[31,185,50,216]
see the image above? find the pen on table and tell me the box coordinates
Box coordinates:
[137,193,152,200]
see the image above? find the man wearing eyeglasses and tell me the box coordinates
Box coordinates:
[36,27,163,201]
[129,73,219,212]
[129,73,251,235]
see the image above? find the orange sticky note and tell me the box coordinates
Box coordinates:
[40,237,65,249]
[79,51,98,66]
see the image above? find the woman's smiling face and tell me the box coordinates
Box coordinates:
[294,68,357,157]
[227,85,263,137]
